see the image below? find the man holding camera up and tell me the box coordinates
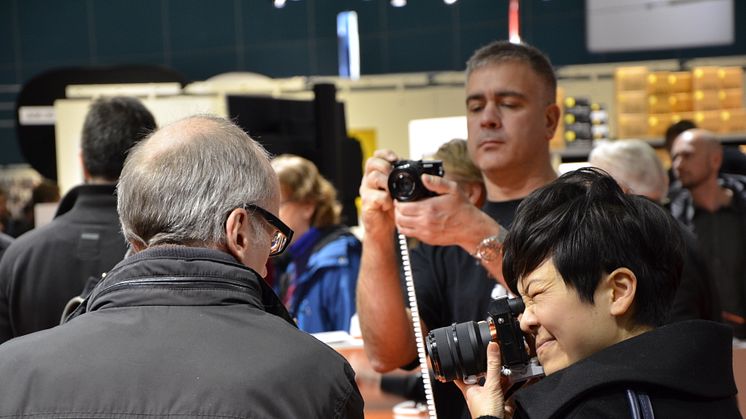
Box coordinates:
[356,40,559,418]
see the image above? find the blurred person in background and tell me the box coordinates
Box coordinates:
[669,128,746,337]
[5,178,61,237]
[271,154,361,333]
[431,138,486,209]
[0,96,156,343]
[665,120,746,185]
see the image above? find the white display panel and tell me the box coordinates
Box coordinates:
[408,116,467,161]
[54,93,227,195]
[587,0,734,53]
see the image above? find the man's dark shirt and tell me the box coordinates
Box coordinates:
[406,200,522,419]
[668,174,746,336]
[693,209,746,319]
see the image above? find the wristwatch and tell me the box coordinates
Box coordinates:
[473,229,508,262]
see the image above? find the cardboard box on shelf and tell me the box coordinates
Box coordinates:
[668,92,694,113]
[647,113,673,137]
[667,71,692,93]
[670,112,695,125]
[615,67,649,92]
[719,108,746,133]
[693,110,722,132]
[647,94,672,114]
[693,89,721,111]
[692,67,721,91]
[647,71,670,94]
[719,89,743,110]
[718,67,744,90]
[617,113,649,138]
[616,91,648,113]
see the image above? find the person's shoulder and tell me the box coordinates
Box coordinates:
[0,219,70,257]
[0,321,74,364]
[313,227,362,259]
[721,173,746,189]
[666,181,692,209]
[0,233,12,253]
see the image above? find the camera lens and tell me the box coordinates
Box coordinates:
[426,321,492,382]
[392,172,416,199]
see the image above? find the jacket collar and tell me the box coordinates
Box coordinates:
[54,183,118,218]
[513,320,737,419]
[83,246,295,326]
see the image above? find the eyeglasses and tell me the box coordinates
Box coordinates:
[242,204,294,257]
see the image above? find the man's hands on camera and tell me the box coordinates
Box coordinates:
[455,342,505,419]
[359,150,399,241]
[393,173,498,250]
[360,149,484,247]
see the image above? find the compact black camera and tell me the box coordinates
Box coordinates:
[388,160,444,202]
[426,296,544,384]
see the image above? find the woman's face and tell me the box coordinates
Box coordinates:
[516,259,622,375]
[278,191,314,245]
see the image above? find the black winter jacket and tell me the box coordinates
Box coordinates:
[0,184,127,342]
[0,246,364,419]
[511,320,741,419]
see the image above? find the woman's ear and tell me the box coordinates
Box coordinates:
[604,267,637,317]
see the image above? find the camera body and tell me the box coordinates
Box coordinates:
[426,296,544,384]
[388,160,444,202]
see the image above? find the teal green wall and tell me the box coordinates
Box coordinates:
[1,0,744,165]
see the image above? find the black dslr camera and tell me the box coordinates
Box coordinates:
[426,296,544,384]
[388,160,444,202]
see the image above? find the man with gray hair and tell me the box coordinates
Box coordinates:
[0,115,364,418]
[669,129,746,337]
[589,139,722,323]
[589,139,669,202]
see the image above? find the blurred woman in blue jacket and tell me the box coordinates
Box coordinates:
[271,154,361,333]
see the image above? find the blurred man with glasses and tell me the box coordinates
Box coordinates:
[0,115,363,419]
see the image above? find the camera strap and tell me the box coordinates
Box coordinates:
[398,232,438,419]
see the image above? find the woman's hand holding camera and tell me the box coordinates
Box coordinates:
[455,342,505,419]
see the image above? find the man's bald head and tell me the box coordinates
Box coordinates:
[117,115,278,250]
[676,129,722,152]
[671,128,722,189]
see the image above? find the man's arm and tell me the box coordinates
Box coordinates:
[356,150,419,372]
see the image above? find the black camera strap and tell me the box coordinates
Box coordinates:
[398,232,438,419]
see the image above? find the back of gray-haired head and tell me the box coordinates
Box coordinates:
[465,40,557,104]
[82,96,156,181]
[117,115,277,249]
[589,140,668,203]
